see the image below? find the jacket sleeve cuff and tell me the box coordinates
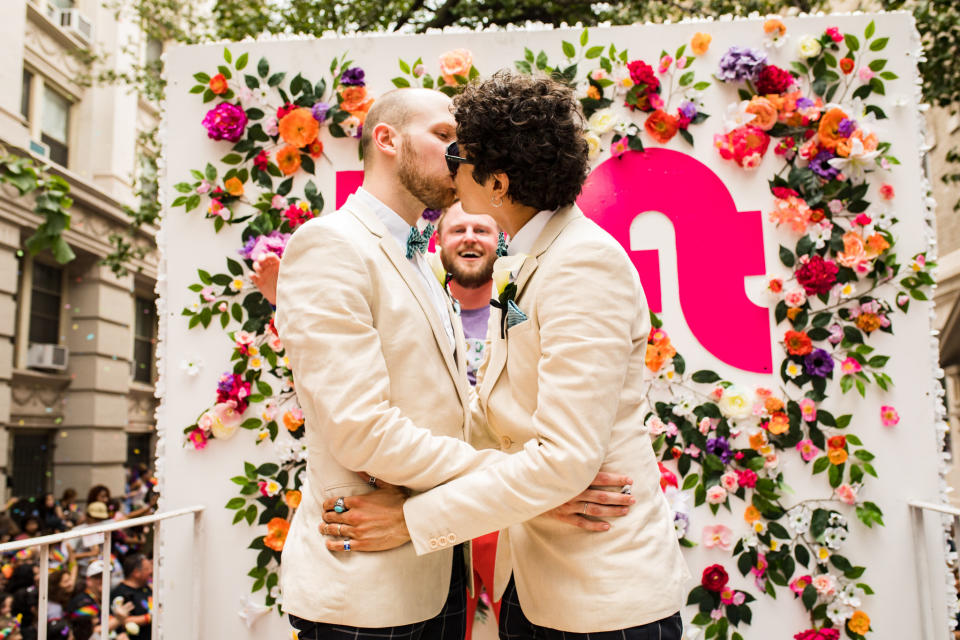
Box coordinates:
[403,493,461,556]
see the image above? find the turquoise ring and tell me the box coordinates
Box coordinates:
[334,497,346,513]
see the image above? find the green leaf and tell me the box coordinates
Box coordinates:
[224,48,232,64]
[845,34,860,51]
[779,245,795,268]
[225,497,245,510]
[258,57,269,78]
[221,153,242,165]
[812,456,830,474]
[562,41,576,58]
[585,46,604,59]
[193,72,211,84]
[870,37,889,51]
[679,71,695,87]
[580,29,588,46]
[865,20,875,39]
[693,81,711,91]
[692,370,721,383]
[682,474,699,490]
[828,463,842,488]
[391,77,411,88]
[268,72,286,87]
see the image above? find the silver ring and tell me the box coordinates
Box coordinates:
[581,502,587,515]
[334,497,346,513]
[337,523,342,537]
[368,476,377,488]
[343,541,351,551]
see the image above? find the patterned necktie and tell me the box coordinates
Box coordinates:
[496,231,509,257]
[405,224,435,259]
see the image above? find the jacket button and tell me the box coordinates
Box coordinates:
[500,435,513,449]
[438,536,449,547]
[429,538,438,549]
[446,533,457,544]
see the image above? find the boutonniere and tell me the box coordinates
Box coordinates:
[490,253,527,338]
[427,251,461,314]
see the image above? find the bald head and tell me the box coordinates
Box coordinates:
[361,89,452,163]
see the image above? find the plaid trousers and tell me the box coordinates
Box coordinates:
[289,545,467,640]
[498,576,682,640]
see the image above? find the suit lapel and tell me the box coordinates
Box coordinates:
[478,205,584,406]
[345,198,469,414]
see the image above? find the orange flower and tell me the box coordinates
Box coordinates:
[837,231,867,269]
[307,139,324,158]
[764,397,784,413]
[645,339,677,373]
[865,233,890,257]
[439,48,473,84]
[817,108,849,151]
[586,85,601,100]
[209,73,228,95]
[224,176,244,196]
[276,145,302,176]
[744,505,761,523]
[839,58,855,74]
[264,517,290,551]
[786,307,803,321]
[284,490,302,509]
[784,331,813,356]
[768,412,790,435]
[339,86,371,114]
[749,431,767,451]
[746,96,778,131]
[763,18,786,37]
[691,32,712,55]
[279,108,319,148]
[644,109,680,144]
[828,448,848,465]
[283,409,304,431]
[847,611,870,635]
[855,312,883,333]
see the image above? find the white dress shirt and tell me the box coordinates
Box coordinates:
[353,188,456,349]
[506,209,555,256]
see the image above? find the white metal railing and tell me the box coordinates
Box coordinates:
[0,505,204,640]
[908,500,960,640]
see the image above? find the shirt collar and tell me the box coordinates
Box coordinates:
[507,210,555,256]
[354,187,425,252]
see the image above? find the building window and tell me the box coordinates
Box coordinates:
[29,262,62,345]
[48,0,75,9]
[41,86,70,167]
[21,70,32,121]
[133,296,156,384]
[11,431,53,497]
[127,433,152,468]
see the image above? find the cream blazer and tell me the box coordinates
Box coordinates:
[275,194,502,626]
[403,206,690,632]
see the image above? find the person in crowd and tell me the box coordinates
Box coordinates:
[13,516,39,541]
[64,503,109,578]
[40,493,66,533]
[0,592,12,618]
[47,568,77,621]
[110,554,152,639]
[322,72,688,639]
[11,585,37,640]
[46,618,73,640]
[58,490,81,528]
[66,561,132,640]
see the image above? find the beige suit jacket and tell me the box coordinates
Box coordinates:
[275,194,502,626]
[403,206,690,632]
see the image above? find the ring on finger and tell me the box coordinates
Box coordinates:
[368,476,377,488]
[334,496,347,513]
[344,540,351,551]
[581,502,587,515]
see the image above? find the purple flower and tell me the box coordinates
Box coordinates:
[673,511,689,538]
[803,348,834,377]
[679,101,698,120]
[705,436,733,464]
[810,150,840,180]
[201,103,248,142]
[421,209,442,222]
[238,230,291,262]
[354,124,363,140]
[796,97,815,110]
[340,67,366,86]
[717,47,768,82]
[838,118,857,138]
[311,101,331,122]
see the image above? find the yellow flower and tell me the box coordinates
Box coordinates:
[848,611,870,635]
[257,431,269,441]
[248,346,259,357]
[584,131,601,160]
[224,176,244,196]
[798,35,822,59]
[817,546,830,561]
[230,277,244,292]
[492,254,527,296]
[249,357,262,369]
[427,251,447,287]
[587,108,617,135]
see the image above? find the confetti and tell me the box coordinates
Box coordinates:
[86,333,94,340]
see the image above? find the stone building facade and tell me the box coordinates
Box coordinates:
[0,0,158,503]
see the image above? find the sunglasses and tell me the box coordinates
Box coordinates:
[445,141,473,175]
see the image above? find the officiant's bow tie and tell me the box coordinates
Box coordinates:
[405,224,435,259]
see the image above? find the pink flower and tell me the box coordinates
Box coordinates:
[858,67,875,83]
[828,199,844,214]
[879,183,895,200]
[784,287,807,308]
[200,286,216,302]
[234,330,256,348]
[218,301,228,312]
[675,56,688,70]
[709,387,724,401]
[649,93,665,110]
[268,334,284,352]
[720,588,735,605]
[735,468,758,488]
[703,524,733,550]
[271,195,288,210]
[720,471,739,492]
[826,27,844,43]
[835,483,858,505]
[853,214,872,226]
[685,443,701,458]
[706,485,727,504]
[196,180,212,195]
[799,398,817,422]
[841,357,861,374]
[880,405,900,427]
[611,138,629,158]
[732,591,745,605]
[790,574,812,595]
[658,55,673,74]
[796,439,819,462]
[188,429,208,450]
[812,573,837,597]
[710,608,723,621]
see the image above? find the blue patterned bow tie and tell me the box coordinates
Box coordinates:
[405,224,435,258]
[496,231,509,257]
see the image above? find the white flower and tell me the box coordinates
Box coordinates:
[827,601,854,626]
[238,594,271,629]
[827,137,879,184]
[723,101,757,132]
[798,35,822,58]
[664,486,693,515]
[583,130,602,160]
[588,108,618,135]
[787,505,812,535]
[829,512,847,527]
[671,394,696,417]
[189,301,200,312]
[706,485,727,504]
[230,277,245,292]
[269,585,283,604]
[742,533,759,548]
[646,414,667,436]
[824,527,845,549]
[839,583,862,608]
[810,221,833,249]
[718,386,752,420]
[179,359,202,376]
[785,362,802,378]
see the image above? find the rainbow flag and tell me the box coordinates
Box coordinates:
[71,605,99,618]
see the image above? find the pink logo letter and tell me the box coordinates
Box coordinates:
[577,148,771,374]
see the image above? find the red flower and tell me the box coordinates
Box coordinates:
[701,564,729,592]
[828,435,847,450]
[644,109,680,144]
[839,58,855,74]
[772,186,799,199]
[795,255,839,295]
[627,60,660,93]
[657,462,678,491]
[253,150,269,171]
[209,73,228,95]
[735,469,758,488]
[784,330,813,356]
[276,102,297,120]
[755,65,795,95]
[809,208,825,223]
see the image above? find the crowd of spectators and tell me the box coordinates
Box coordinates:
[0,465,157,640]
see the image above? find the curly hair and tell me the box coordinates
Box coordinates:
[452,71,589,211]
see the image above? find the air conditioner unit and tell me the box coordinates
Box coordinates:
[29,139,50,158]
[27,344,69,371]
[59,8,93,45]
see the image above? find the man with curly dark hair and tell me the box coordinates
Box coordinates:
[324,71,689,639]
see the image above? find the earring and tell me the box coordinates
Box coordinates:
[491,196,503,208]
